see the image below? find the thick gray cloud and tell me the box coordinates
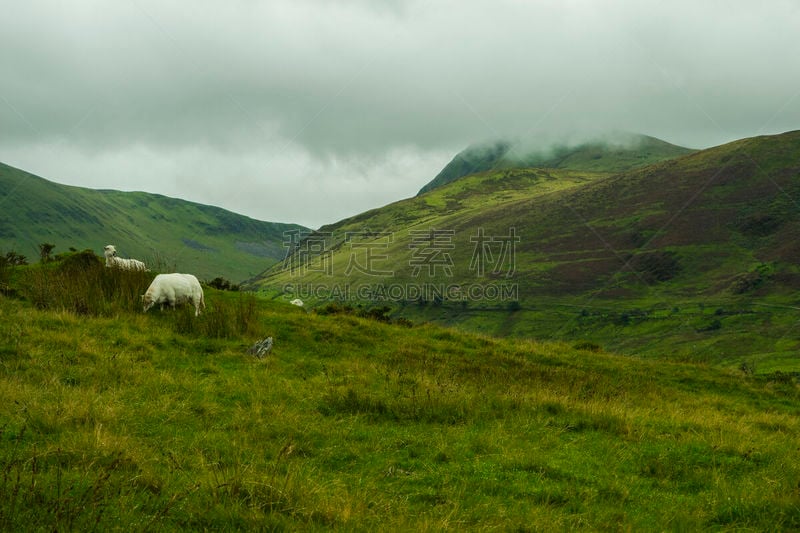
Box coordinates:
[1,0,799,227]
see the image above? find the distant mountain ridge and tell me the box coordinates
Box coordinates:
[0,162,307,282]
[250,129,800,366]
[418,133,695,195]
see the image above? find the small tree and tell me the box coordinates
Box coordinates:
[38,243,55,263]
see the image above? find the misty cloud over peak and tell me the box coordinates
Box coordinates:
[1,0,798,227]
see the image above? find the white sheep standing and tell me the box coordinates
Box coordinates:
[103,244,147,271]
[290,298,304,307]
[142,273,206,316]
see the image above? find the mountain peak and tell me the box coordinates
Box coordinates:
[418,133,694,195]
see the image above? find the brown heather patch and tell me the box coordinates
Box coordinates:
[542,257,626,292]
[763,234,800,264]
[646,213,732,247]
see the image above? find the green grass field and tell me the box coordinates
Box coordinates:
[1,256,799,530]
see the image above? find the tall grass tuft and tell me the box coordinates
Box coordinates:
[17,250,153,316]
[172,292,260,338]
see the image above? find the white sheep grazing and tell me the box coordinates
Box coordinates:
[290,298,304,307]
[142,273,205,316]
[103,244,147,271]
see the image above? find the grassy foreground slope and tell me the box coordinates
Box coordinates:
[0,162,306,282]
[1,262,799,530]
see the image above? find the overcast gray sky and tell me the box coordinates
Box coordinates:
[2,0,799,228]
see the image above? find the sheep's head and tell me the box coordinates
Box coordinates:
[141,294,154,313]
[103,244,117,258]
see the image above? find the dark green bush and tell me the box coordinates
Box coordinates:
[207,276,240,291]
[573,341,602,352]
[631,251,681,282]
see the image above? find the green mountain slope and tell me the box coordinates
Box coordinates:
[418,133,695,195]
[0,162,307,281]
[250,130,800,369]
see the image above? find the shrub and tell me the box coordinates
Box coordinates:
[696,319,722,332]
[573,341,602,352]
[315,302,409,326]
[315,303,355,316]
[767,371,796,385]
[739,360,756,376]
[58,249,104,274]
[631,250,681,282]
[207,276,240,291]
[730,263,773,294]
[359,306,392,323]
[4,250,27,266]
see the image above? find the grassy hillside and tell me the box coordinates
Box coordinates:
[418,133,695,195]
[0,162,307,282]
[250,131,800,371]
[0,262,798,530]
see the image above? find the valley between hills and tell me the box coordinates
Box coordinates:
[1,130,799,530]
